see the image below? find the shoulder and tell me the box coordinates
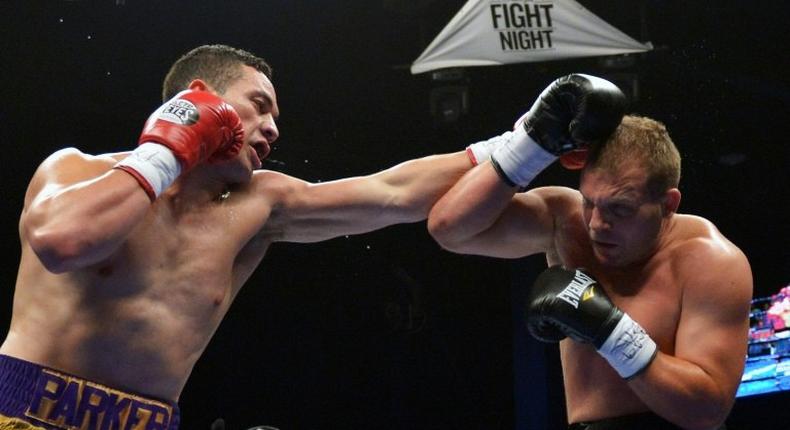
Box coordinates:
[522,186,583,225]
[247,169,311,208]
[37,147,91,170]
[669,214,752,304]
[41,147,124,165]
[529,185,581,200]
[25,148,127,205]
[670,214,747,264]
[250,169,305,187]
[522,186,581,210]
[35,147,125,179]
[249,169,308,193]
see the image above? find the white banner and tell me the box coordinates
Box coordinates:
[411,0,652,74]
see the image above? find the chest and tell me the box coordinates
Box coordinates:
[136,209,238,266]
[86,204,264,305]
[552,223,682,351]
[601,270,681,351]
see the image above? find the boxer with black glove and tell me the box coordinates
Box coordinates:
[527,266,657,379]
[487,74,626,186]
[429,73,751,430]
[466,74,626,174]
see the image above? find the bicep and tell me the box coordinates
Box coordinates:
[674,250,753,395]
[259,172,399,243]
[24,148,118,207]
[441,188,565,259]
[19,148,148,271]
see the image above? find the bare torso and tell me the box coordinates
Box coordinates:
[549,196,733,423]
[1,157,279,401]
[1,146,473,403]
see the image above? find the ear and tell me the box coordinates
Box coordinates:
[662,188,681,216]
[187,79,210,92]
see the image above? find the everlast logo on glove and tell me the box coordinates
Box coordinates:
[158,99,199,126]
[556,270,596,308]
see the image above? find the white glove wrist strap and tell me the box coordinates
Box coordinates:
[490,126,556,187]
[466,131,513,165]
[114,143,182,199]
[597,313,658,379]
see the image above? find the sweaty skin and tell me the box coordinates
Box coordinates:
[428,161,752,429]
[2,65,473,401]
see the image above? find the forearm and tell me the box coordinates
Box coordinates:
[25,170,150,272]
[528,266,738,430]
[376,151,473,221]
[427,161,517,249]
[266,151,473,243]
[627,352,732,430]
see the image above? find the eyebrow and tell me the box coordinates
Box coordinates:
[610,191,641,202]
[581,192,641,206]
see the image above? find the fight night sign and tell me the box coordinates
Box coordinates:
[411,0,652,74]
[490,1,556,52]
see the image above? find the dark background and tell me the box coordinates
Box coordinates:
[1,1,789,429]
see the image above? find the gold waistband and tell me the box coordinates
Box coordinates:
[0,414,47,430]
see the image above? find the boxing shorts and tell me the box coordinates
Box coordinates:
[0,354,179,430]
[568,411,726,430]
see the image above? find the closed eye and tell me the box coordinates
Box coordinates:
[253,98,268,114]
[582,197,637,218]
[609,203,637,218]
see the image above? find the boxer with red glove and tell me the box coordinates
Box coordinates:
[114,90,244,200]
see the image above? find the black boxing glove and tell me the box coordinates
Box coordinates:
[526,266,657,379]
[490,74,627,187]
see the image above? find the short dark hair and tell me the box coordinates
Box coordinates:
[162,44,272,101]
[584,115,681,199]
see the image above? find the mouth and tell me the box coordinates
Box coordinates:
[247,145,262,169]
[591,239,618,250]
[251,142,271,167]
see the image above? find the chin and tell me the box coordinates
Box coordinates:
[596,247,651,269]
[593,248,627,268]
[231,168,253,184]
[216,162,253,184]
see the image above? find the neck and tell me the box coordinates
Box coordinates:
[159,169,235,210]
[656,213,677,251]
[627,213,678,272]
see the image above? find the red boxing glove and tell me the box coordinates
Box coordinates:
[139,90,244,171]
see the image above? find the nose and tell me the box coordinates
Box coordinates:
[260,117,279,143]
[588,207,610,232]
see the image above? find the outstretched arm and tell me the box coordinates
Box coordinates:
[263,73,626,247]
[260,151,474,243]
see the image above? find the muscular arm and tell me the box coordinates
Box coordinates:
[21,148,151,272]
[628,241,752,429]
[260,151,473,243]
[427,72,625,258]
[427,161,563,259]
